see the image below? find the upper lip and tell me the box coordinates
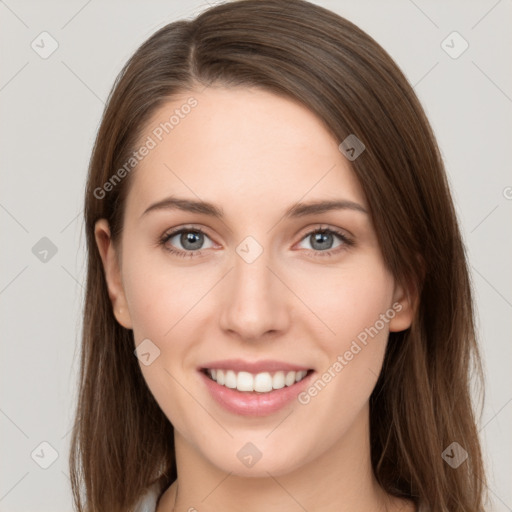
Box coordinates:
[199,359,312,374]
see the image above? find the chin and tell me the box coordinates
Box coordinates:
[205,443,307,478]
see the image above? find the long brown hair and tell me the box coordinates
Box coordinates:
[70,0,487,510]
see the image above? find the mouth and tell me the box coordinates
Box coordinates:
[200,368,315,394]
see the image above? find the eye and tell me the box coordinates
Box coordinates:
[159,226,215,258]
[296,226,354,257]
[159,225,354,259]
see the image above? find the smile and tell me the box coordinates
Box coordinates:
[203,368,311,393]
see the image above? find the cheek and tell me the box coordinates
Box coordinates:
[296,262,394,417]
[121,253,206,432]
[122,246,201,341]
[295,257,395,344]
[292,258,395,408]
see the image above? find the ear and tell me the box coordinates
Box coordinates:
[94,219,133,329]
[388,276,419,333]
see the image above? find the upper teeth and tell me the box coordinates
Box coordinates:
[207,369,309,393]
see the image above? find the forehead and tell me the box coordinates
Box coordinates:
[125,86,367,218]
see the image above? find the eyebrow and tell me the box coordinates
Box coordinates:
[140,196,368,219]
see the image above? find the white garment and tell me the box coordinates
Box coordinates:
[134,482,161,512]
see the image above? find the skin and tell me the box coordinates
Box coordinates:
[95,86,417,512]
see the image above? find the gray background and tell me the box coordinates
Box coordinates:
[1,0,511,510]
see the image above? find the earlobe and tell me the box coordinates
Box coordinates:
[388,279,418,333]
[94,219,133,330]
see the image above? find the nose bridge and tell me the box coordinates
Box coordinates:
[234,235,273,296]
[219,234,289,340]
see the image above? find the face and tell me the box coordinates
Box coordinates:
[95,86,414,478]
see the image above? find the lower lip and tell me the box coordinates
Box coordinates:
[199,370,315,416]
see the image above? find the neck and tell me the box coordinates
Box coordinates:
[157,406,411,512]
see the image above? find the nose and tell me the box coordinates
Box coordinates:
[219,242,290,342]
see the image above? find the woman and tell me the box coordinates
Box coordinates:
[69,1,487,511]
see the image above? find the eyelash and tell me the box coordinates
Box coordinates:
[158,225,354,259]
